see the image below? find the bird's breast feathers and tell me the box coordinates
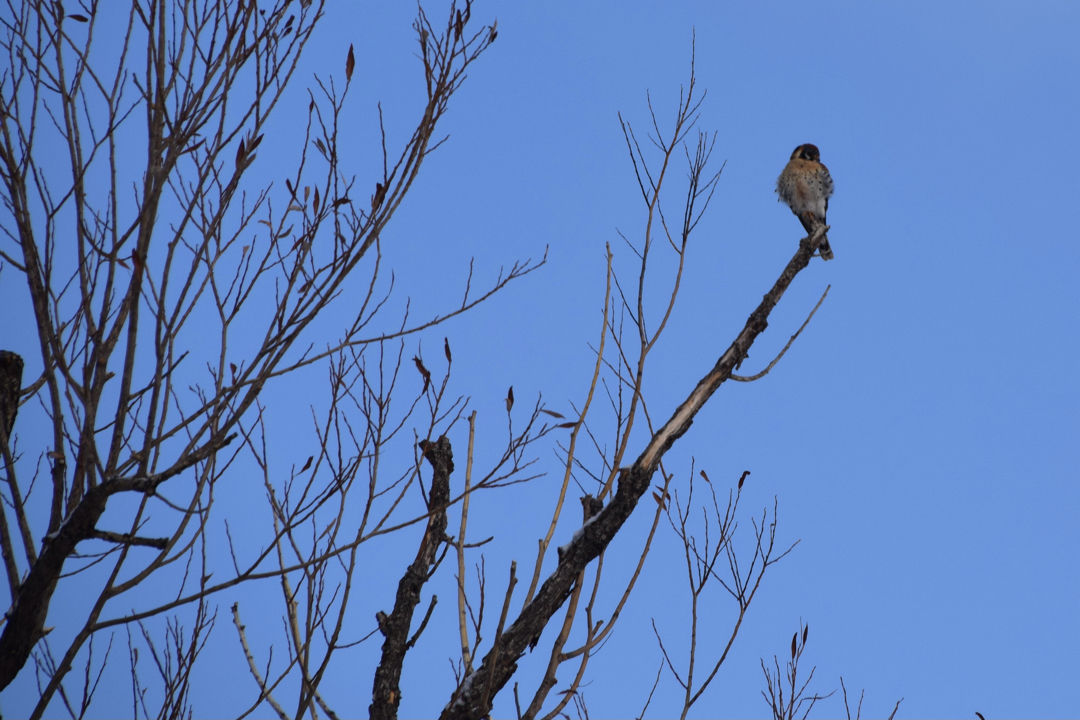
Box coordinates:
[777,161,832,220]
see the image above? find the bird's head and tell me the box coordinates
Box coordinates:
[791,144,821,162]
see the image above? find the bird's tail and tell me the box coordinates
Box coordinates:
[818,235,835,261]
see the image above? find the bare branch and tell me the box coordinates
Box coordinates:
[232,603,290,720]
[442,227,827,719]
[731,283,830,382]
[369,436,453,720]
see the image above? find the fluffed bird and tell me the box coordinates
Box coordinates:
[776,143,834,260]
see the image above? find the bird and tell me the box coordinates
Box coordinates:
[776,143,834,260]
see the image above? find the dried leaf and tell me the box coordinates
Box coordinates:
[332,196,351,208]
[802,623,809,644]
[489,19,497,43]
[234,138,245,169]
[69,13,89,22]
[791,632,798,659]
[738,470,750,490]
[313,187,320,215]
[652,491,663,508]
[304,186,310,201]
[454,10,463,40]
[539,408,565,419]
[285,178,294,197]
[413,356,431,392]
[372,182,385,211]
[444,338,452,363]
[700,469,711,485]
[556,422,577,429]
[346,44,355,81]
[505,386,514,412]
[300,455,313,473]
[230,362,237,376]
[258,219,273,228]
[249,134,263,153]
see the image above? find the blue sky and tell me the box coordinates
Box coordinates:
[3,1,1079,718]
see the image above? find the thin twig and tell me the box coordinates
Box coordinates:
[731,284,830,382]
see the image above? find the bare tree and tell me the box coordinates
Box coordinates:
[436,48,836,720]
[0,1,537,716]
[1,2,857,718]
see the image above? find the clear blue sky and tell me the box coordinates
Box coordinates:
[4,1,1078,718]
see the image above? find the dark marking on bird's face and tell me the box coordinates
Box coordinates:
[792,143,821,162]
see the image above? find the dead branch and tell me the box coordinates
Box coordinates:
[369,436,453,720]
[441,226,828,720]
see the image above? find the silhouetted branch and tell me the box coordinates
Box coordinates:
[442,227,826,720]
[369,436,453,720]
[85,531,168,550]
